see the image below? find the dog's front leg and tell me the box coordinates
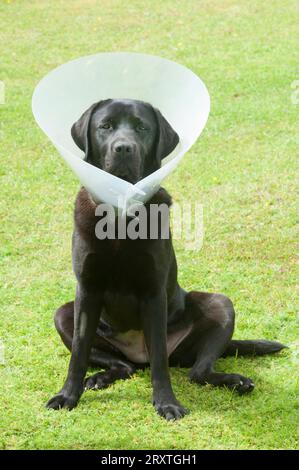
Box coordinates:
[141,292,188,421]
[46,285,102,410]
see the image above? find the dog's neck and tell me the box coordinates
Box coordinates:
[74,186,172,242]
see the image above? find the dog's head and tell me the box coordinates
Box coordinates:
[71,99,179,184]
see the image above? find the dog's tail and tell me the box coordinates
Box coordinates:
[223,339,287,357]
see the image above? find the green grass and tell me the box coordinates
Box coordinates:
[0,0,298,450]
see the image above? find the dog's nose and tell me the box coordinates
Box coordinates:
[112,142,134,156]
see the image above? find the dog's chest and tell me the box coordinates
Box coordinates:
[102,291,141,331]
[81,248,156,292]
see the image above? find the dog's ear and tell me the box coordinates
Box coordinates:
[153,107,179,167]
[71,99,111,161]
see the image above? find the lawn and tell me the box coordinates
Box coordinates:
[0,0,298,450]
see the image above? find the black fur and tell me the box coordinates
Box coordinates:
[46,99,286,420]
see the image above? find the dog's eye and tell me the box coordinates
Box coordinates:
[136,124,148,131]
[99,123,112,130]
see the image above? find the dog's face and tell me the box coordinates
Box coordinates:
[71,99,179,184]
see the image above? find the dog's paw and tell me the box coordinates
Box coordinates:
[46,393,79,411]
[227,375,255,395]
[84,372,111,391]
[154,401,189,421]
[190,370,255,395]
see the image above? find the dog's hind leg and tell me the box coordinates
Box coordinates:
[171,291,255,394]
[54,301,137,389]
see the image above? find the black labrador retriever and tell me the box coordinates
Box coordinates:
[46,99,285,420]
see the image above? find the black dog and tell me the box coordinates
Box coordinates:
[46,99,285,420]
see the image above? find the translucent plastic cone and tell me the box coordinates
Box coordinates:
[32,52,210,212]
